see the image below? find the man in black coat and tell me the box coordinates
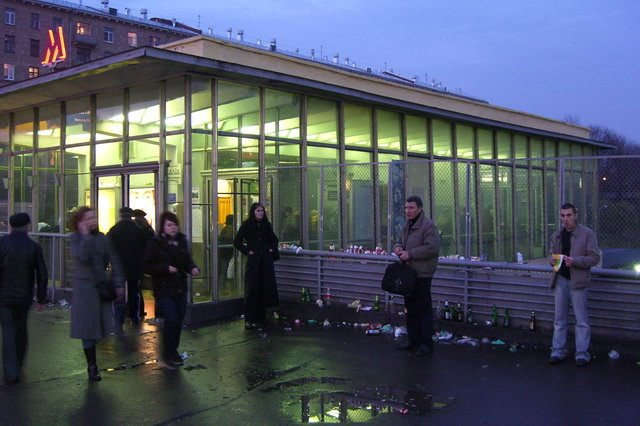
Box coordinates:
[0,213,48,384]
[107,207,150,328]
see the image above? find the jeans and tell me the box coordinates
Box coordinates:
[155,293,187,357]
[551,275,591,361]
[404,277,434,348]
[0,306,29,381]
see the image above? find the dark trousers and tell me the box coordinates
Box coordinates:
[0,306,29,381]
[126,279,142,323]
[244,263,266,324]
[404,277,434,348]
[155,293,187,357]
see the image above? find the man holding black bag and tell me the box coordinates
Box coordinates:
[393,196,440,357]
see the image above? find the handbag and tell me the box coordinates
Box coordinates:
[226,257,235,279]
[98,279,117,301]
[381,261,416,295]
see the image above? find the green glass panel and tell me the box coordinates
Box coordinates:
[166,134,184,205]
[265,139,300,167]
[65,98,91,145]
[307,97,337,144]
[37,151,59,230]
[497,131,512,159]
[477,128,493,159]
[129,137,159,163]
[307,146,338,165]
[14,110,34,151]
[344,103,371,147]
[406,115,427,154]
[378,153,402,162]
[456,124,474,159]
[13,153,33,214]
[265,89,300,139]
[38,104,61,149]
[191,77,212,131]
[0,156,8,232]
[376,109,401,151]
[218,81,259,135]
[96,92,123,140]
[95,142,122,166]
[432,119,451,157]
[129,83,161,137]
[433,162,455,255]
[64,145,90,173]
[0,115,9,153]
[218,135,239,169]
[165,78,185,133]
[514,134,527,158]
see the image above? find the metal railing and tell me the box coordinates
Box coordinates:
[275,250,640,341]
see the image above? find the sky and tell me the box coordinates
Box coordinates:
[106,0,640,142]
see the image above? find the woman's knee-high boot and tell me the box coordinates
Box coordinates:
[83,346,102,381]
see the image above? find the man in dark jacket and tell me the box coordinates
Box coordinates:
[0,212,48,384]
[107,207,150,328]
[393,196,440,357]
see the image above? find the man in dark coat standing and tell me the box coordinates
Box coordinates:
[0,212,48,384]
[107,207,149,328]
[393,196,440,357]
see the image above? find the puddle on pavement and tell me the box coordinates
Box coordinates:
[272,379,445,423]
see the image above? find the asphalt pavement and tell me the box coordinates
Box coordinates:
[1,303,639,425]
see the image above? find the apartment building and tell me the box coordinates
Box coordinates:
[2,0,199,85]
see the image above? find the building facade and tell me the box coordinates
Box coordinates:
[2,0,198,85]
[0,35,606,311]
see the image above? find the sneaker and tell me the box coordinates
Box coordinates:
[575,358,589,367]
[548,356,566,365]
[245,322,257,330]
[159,359,177,370]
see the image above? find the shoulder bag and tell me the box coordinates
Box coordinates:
[381,261,416,296]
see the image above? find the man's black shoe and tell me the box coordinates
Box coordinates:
[396,343,417,351]
[548,356,566,365]
[414,345,433,357]
[575,358,589,367]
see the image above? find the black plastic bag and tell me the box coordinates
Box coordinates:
[381,262,416,295]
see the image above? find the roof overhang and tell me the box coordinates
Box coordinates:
[0,44,611,149]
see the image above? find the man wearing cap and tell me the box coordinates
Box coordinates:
[133,209,155,238]
[0,213,48,384]
[107,207,149,328]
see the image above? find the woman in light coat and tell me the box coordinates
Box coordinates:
[69,207,124,381]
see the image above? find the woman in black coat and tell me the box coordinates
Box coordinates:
[143,211,199,368]
[233,203,279,329]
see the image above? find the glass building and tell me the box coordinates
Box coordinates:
[0,36,606,316]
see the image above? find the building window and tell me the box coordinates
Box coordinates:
[53,16,63,27]
[31,13,40,29]
[4,35,15,54]
[103,27,114,43]
[76,47,91,63]
[28,67,39,79]
[3,64,15,81]
[30,39,39,57]
[76,22,91,35]
[148,36,160,46]
[127,32,137,47]
[5,8,16,25]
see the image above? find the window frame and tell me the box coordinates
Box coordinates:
[127,32,138,47]
[28,66,39,79]
[31,12,40,30]
[76,21,91,35]
[5,8,16,25]
[103,27,114,43]
[3,64,15,81]
[30,38,39,57]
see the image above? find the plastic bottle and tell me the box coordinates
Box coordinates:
[503,309,511,328]
[491,304,499,327]
[516,252,524,264]
[466,306,473,324]
[325,288,332,306]
[444,300,451,320]
[529,311,536,331]
[373,295,380,311]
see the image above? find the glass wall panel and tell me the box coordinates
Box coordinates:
[376,109,401,151]
[166,134,185,208]
[479,164,497,260]
[377,157,403,250]
[497,165,513,260]
[406,115,427,154]
[269,166,301,244]
[456,162,477,256]
[433,161,455,255]
[531,168,544,258]
[456,124,474,159]
[129,137,159,163]
[344,103,371,148]
[192,131,212,151]
[514,161,530,259]
[65,174,91,231]
[65,97,91,145]
[191,77,212,131]
[218,135,240,169]
[378,153,402,162]
[530,138,543,167]
[95,142,122,167]
[0,156,8,232]
[307,97,338,144]
[432,119,452,157]
[477,128,493,159]
[190,138,210,303]
[241,137,259,168]
[345,150,373,248]
[265,140,300,167]
[218,81,259,135]
[64,145,90,173]
[129,83,161,137]
[544,139,558,240]
[306,161,340,250]
[265,89,300,139]
[37,151,59,231]
[165,78,185,133]
[497,131,512,159]
[38,104,61,149]
[14,110,34,151]
[307,146,339,165]
[514,134,527,158]
[13,153,33,215]
[96,92,123,141]
[0,115,8,154]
